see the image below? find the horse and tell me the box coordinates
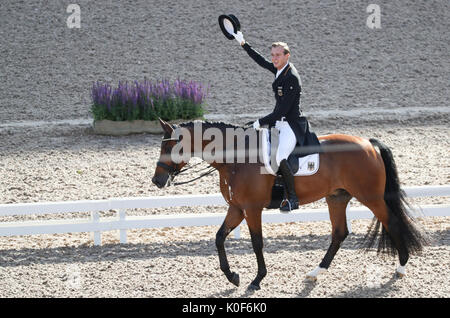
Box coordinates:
[151,118,428,291]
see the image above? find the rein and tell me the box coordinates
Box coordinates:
[157,160,216,186]
[171,165,217,186]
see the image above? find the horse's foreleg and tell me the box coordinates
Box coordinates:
[216,205,244,287]
[246,209,267,291]
[307,192,351,281]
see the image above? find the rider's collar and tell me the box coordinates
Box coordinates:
[275,62,289,79]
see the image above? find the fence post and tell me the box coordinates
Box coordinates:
[233,225,241,239]
[118,209,127,244]
[91,211,101,246]
[346,205,353,234]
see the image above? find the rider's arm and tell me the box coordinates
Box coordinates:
[242,42,277,74]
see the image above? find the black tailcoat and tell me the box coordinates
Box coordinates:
[243,42,307,146]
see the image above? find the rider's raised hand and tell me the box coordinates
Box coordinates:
[234,31,245,46]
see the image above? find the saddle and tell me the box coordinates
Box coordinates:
[262,126,322,209]
[260,127,321,176]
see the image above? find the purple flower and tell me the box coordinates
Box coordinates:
[91,78,208,120]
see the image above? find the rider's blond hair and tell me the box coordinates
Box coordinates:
[271,42,290,55]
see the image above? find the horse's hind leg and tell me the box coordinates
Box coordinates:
[359,198,410,277]
[216,205,244,287]
[307,190,352,281]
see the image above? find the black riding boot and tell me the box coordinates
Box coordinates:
[278,159,299,212]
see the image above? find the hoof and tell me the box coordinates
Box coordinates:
[396,272,405,278]
[247,283,260,291]
[306,266,327,281]
[396,265,406,278]
[228,272,240,287]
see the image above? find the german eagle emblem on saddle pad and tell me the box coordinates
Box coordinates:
[260,128,320,176]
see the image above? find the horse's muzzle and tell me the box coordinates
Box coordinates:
[152,175,168,188]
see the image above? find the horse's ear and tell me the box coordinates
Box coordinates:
[158,117,173,134]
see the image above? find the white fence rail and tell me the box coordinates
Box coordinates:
[0,185,449,245]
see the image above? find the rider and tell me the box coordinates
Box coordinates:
[234,31,305,212]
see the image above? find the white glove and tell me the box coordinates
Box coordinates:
[234,31,245,45]
[253,120,260,130]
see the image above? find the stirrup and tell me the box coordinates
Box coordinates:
[280,198,298,213]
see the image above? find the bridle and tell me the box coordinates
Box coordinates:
[156,137,216,186]
[156,160,181,175]
[156,137,181,174]
[156,137,183,184]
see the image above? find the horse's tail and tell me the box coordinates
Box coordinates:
[363,138,429,256]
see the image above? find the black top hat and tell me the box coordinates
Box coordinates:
[218,14,241,40]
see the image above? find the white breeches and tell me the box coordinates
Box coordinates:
[275,121,297,167]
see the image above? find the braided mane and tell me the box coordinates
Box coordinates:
[178,120,244,132]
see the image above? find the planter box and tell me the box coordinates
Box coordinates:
[93,119,198,136]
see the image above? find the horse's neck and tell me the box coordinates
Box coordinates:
[186,124,261,168]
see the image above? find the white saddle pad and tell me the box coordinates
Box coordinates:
[260,128,320,176]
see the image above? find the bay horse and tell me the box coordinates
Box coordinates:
[151,118,428,291]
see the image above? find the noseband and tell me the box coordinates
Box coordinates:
[156,160,181,175]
